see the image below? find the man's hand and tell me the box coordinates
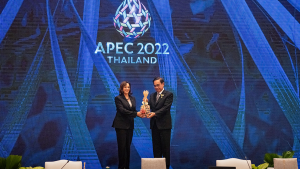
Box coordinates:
[147,112,155,118]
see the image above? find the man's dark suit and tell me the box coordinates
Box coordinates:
[149,90,173,169]
[112,95,137,169]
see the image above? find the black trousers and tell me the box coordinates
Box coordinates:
[115,128,133,169]
[151,124,171,169]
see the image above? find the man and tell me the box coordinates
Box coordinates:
[147,77,173,169]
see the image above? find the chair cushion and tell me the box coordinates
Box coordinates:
[274,158,298,169]
[216,158,251,169]
[45,160,82,169]
[141,158,166,169]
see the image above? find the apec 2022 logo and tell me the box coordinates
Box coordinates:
[114,0,151,39]
[94,0,170,64]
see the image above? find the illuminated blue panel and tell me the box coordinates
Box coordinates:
[0,0,62,158]
[152,0,177,139]
[288,0,300,12]
[256,0,300,51]
[282,40,299,96]
[190,0,214,15]
[61,126,78,160]
[0,0,24,43]
[69,0,154,158]
[75,0,100,118]
[148,0,245,158]
[151,0,173,38]
[61,0,100,161]
[0,42,44,157]
[257,0,299,95]
[46,1,101,168]
[231,23,246,148]
[221,0,300,152]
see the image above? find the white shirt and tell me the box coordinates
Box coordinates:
[157,88,164,95]
[127,98,132,107]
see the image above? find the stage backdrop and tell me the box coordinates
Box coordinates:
[1,0,300,168]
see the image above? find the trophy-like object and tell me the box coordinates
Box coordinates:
[141,90,150,116]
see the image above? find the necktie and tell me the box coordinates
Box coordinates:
[156,93,160,102]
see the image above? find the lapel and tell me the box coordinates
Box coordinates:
[155,90,166,106]
[129,96,134,108]
[121,95,131,109]
[152,92,157,106]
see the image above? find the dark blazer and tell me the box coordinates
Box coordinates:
[149,90,173,129]
[112,95,138,129]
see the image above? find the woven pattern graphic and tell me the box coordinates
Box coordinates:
[114,0,151,38]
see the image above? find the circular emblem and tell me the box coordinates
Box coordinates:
[113,0,151,39]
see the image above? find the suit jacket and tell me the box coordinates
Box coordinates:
[112,95,137,129]
[149,90,173,129]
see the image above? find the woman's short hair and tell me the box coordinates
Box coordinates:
[119,81,132,95]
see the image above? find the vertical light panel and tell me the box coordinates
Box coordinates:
[231,21,246,148]
[69,0,154,158]
[0,45,44,157]
[221,0,300,149]
[152,0,177,139]
[61,0,100,161]
[46,1,101,168]
[148,0,245,158]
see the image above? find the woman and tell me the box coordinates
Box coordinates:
[112,81,143,169]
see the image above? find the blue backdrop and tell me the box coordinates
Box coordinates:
[0,0,300,168]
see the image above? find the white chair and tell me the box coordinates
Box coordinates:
[274,158,298,169]
[216,158,251,169]
[45,160,82,169]
[141,158,166,169]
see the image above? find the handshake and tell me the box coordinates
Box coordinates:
[137,90,155,118]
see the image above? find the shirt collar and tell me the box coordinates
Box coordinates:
[157,88,164,95]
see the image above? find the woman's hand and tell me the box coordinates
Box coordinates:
[137,111,145,118]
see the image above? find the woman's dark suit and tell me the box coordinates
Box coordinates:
[112,94,137,169]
